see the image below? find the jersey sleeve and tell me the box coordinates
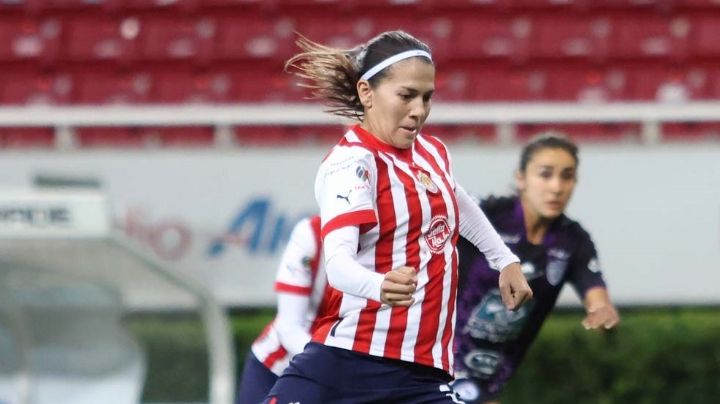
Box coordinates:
[274,217,318,295]
[566,226,607,298]
[314,146,378,239]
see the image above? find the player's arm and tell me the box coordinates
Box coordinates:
[568,229,620,331]
[272,218,316,356]
[581,287,620,330]
[455,184,532,310]
[324,226,416,306]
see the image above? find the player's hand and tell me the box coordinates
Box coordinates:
[380,266,417,307]
[498,262,533,311]
[582,304,620,330]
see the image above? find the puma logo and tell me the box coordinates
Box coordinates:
[336,192,351,204]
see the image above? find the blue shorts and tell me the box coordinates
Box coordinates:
[264,342,464,404]
[236,351,278,404]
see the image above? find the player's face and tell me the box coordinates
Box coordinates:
[516,147,577,220]
[359,58,435,149]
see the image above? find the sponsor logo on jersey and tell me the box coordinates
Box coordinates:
[463,349,503,379]
[355,164,370,182]
[425,215,451,254]
[588,257,601,273]
[416,170,439,193]
[464,289,533,343]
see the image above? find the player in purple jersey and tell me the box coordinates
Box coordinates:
[451,133,621,404]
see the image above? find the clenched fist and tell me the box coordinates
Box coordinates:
[380,266,417,307]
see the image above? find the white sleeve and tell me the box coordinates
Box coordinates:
[323,225,384,302]
[456,184,520,270]
[315,147,378,233]
[274,293,312,356]
[274,218,316,290]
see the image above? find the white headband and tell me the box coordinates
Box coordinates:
[359,49,432,81]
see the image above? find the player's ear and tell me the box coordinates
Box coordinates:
[514,169,526,191]
[357,80,372,109]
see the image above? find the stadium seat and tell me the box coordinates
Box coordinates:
[0,71,73,104]
[516,122,642,143]
[544,67,629,101]
[233,125,295,146]
[153,70,234,103]
[154,127,215,147]
[0,17,61,64]
[513,0,590,9]
[629,66,709,101]
[689,16,720,58]
[662,122,720,142]
[75,128,145,148]
[288,125,346,144]
[467,67,547,101]
[423,0,515,11]
[0,128,55,148]
[125,0,199,12]
[453,16,532,63]
[74,72,152,104]
[215,15,294,61]
[422,124,497,143]
[531,16,610,61]
[62,18,138,63]
[609,16,690,61]
[434,68,471,101]
[136,17,216,63]
[17,0,121,12]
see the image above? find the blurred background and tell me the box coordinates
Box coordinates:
[0,0,718,403]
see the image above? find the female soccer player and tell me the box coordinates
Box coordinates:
[264,31,532,403]
[236,215,334,403]
[451,134,621,404]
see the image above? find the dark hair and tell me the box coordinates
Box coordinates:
[519,132,579,172]
[285,30,432,120]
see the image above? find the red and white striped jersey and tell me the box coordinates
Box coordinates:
[313,124,461,374]
[250,216,337,376]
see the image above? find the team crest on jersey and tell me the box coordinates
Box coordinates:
[425,216,451,254]
[355,164,370,182]
[416,170,439,193]
[546,248,569,286]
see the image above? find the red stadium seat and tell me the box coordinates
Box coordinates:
[531,16,611,61]
[689,16,720,58]
[662,122,720,142]
[125,0,199,12]
[467,67,547,101]
[0,17,61,64]
[155,127,215,147]
[0,128,55,148]
[136,17,216,63]
[153,70,234,103]
[215,15,294,61]
[234,125,295,146]
[422,124,497,143]
[74,72,152,104]
[628,66,710,101]
[513,0,590,9]
[609,16,690,61]
[295,16,375,51]
[516,122,642,143]
[76,126,214,148]
[453,16,532,63]
[0,71,73,104]
[544,67,629,101]
[62,18,138,63]
[423,0,515,11]
[75,127,145,148]
[434,68,471,101]
[289,125,346,144]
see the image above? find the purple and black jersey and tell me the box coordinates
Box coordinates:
[453,196,606,399]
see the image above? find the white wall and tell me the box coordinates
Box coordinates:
[4,143,719,306]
